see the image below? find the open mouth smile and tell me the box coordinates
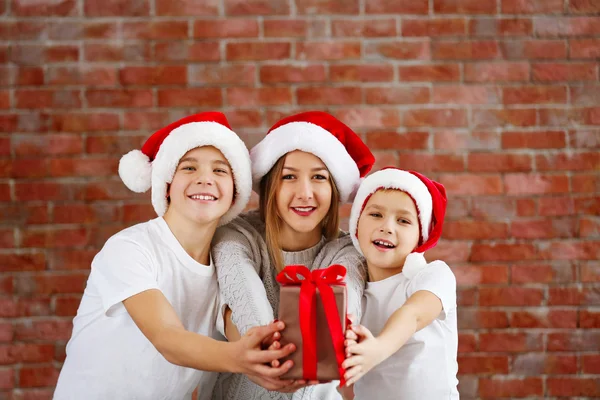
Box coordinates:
[291,206,316,216]
[372,239,396,251]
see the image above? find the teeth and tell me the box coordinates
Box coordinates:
[294,207,313,212]
[190,194,216,201]
[374,240,395,248]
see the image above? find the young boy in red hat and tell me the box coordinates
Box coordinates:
[341,168,458,400]
[54,112,296,399]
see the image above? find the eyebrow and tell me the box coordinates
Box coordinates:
[366,203,416,218]
[178,157,230,167]
[282,166,328,172]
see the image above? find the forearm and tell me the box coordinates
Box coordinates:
[155,327,239,373]
[376,306,418,359]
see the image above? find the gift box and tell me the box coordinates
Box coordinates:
[276,265,347,384]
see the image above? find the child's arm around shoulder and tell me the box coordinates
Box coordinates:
[342,260,456,386]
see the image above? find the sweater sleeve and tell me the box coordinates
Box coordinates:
[212,221,274,336]
[313,234,367,322]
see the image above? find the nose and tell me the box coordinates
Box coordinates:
[378,218,393,235]
[295,177,313,200]
[195,168,214,186]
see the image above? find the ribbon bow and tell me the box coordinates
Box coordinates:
[276,264,347,386]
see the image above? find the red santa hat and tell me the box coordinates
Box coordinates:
[250,111,375,202]
[118,111,252,226]
[349,168,447,275]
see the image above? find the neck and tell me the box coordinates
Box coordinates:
[367,263,404,282]
[163,209,217,265]
[278,225,322,252]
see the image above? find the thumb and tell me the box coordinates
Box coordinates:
[247,322,285,346]
[351,324,373,340]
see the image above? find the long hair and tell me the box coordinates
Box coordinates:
[259,155,340,272]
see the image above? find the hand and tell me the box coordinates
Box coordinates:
[342,325,386,386]
[231,321,296,378]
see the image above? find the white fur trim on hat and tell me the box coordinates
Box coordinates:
[119,149,152,193]
[349,169,433,256]
[151,121,252,226]
[250,121,360,203]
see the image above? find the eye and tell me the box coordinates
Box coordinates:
[282,174,295,180]
[398,218,412,225]
[180,165,195,171]
[214,168,229,174]
[313,174,327,180]
[369,212,382,218]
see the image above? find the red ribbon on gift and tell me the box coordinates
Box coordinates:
[276,264,347,386]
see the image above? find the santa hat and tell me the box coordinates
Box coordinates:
[349,168,447,276]
[118,111,252,226]
[250,111,375,202]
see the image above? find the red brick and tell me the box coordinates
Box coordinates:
[397,154,464,172]
[432,40,499,60]
[458,333,477,353]
[0,323,13,343]
[122,204,156,224]
[12,134,82,156]
[52,112,119,133]
[583,354,600,373]
[573,174,600,194]
[0,252,46,273]
[226,87,291,107]
[48,21,119,40]
[533,62,597,82]
[569,130,600,149]
[470,18,533,36]
[22,227,90,249]
[261,65,326,84]
[433,85,500,104]
[435,131,500,151]
[510,309,577,328]
[367,131,429,150]
[224,0,290,15]
[366,0,428,14]
[156,0,218,15]
[86,89,153,108]
[297,87,361,105]
[86,135,146,154]
[580,217,600,237]
[471,109,536,128]
[539,196,575,216]
[0,205,49,225]
[0,344,54,364]
[402,18,466,37]
[84,0,149,16]
[547,378,600,397]
[119,66,187,86]
[457,287,477,306]
[366,41,430,60]
[188,65,256,87]
[512,263,575,284]
[228,42,290,61]
[332,19,396,37]
[502,0,563,13]
[0,21,46,41]
[502,130,566,149]
[123,21,188,40]
[366,87,429,105]
[0,368,13,389]
[458,309,509,329]
[398,64,460,82]
[472,197,515,218]
[47,66,118,87]
[297,0,358,14]
[536,17,600,37]
[453,265,509,284]
[12,0,76,15]
[537,152,599,171]
[504,86,567,104]
[48,45,80,62]
[480,332,543,352]
[297,41,361,60]
[331,64,394,82]
[434,0,496,14]
[333,108,400,129]
[15,273,88,297]
[569,0,600,13]
[79,182,145,201]
[458,355,509,374]
[439,174,502,195]
[501,39,567,59]
[54,203,120,224]
[472,243,537,262]
[54,295,82,317]
[19,366,60,388]
[504,173,569,194]
[194,19,258,38]
[539,241,599,261]
[404,109,467,128]
[580,309,600,328]
[84,42,152,62]
[446,197,470,219]
[0,298,51,318]
[570,39,600,59]
[581,263,600,283]
[48,249,97,271]
[464,62,529,82]
[512,354,577,375]
[445,221,508,240]
[15,90,81,109]
[548,331,600,351]
[155,42,220,62]
[16,66,44,85]
[468,153,532,172]
[263,20,311,38]
[157,88,222,107]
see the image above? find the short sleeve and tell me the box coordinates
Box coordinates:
[91,236,160,317]
[407,261,456,320]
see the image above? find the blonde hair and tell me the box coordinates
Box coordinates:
[259,155,340,272]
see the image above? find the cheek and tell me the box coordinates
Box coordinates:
[316,184,332,206]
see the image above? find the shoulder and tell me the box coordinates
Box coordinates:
[214,212,264,244]
[97,220,156,260]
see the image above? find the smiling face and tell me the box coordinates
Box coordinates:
[357,189,421,281]
[275,150,333,247]
[165,146,235,226]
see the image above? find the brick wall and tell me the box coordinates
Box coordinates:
[1,0,599,398]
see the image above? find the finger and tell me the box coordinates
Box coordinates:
[345,367,365,387]
[254,343,296,364]
[253,359,294,378]
[248,322,285,346]
[249,375,293,392]
[346,313,356,325]
[345,329,358,341]
[271,359,279,368]
[351,324,373,340]
[344,339,357,348]
[342,355,363,369]
[268,340,281,351]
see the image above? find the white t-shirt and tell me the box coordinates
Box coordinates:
[54,217,220,400]
[354,260,459,400]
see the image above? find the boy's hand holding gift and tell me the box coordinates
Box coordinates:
[275,264,349,386]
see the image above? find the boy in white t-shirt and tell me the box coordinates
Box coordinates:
[341,168,458,400]
[53,112,297,400]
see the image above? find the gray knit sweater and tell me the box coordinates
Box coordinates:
[209,211,366,400]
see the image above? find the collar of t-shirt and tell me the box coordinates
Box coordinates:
[153,217,214,277]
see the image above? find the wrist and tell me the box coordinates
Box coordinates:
[221,341,242,374]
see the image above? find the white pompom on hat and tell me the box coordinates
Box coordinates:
[118,111,252,226]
